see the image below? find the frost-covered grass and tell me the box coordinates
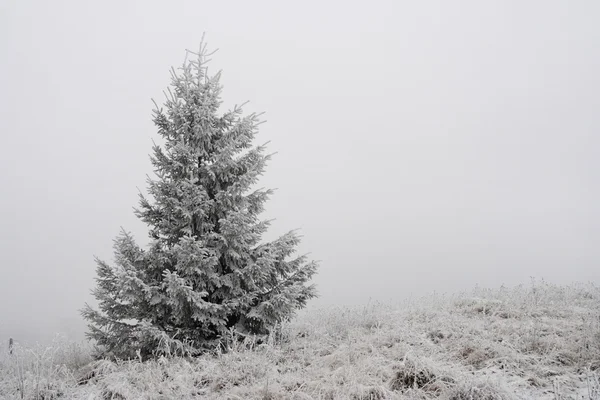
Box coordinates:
[0,336,93,399]
[1,280,599,399]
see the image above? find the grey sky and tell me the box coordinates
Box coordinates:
[1,0,599,344]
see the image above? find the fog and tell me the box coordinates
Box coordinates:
[1,0,598,345]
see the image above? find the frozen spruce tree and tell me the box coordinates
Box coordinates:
[82,41,318,360]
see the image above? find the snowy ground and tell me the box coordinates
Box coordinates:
[1,280,599,399]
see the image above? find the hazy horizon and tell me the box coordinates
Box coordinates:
[1,0,599,345]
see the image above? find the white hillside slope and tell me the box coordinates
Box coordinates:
[1,281,599,399]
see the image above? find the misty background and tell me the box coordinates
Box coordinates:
[1,1,598,345]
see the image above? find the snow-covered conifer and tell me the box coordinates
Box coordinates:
[82,40,318,359]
